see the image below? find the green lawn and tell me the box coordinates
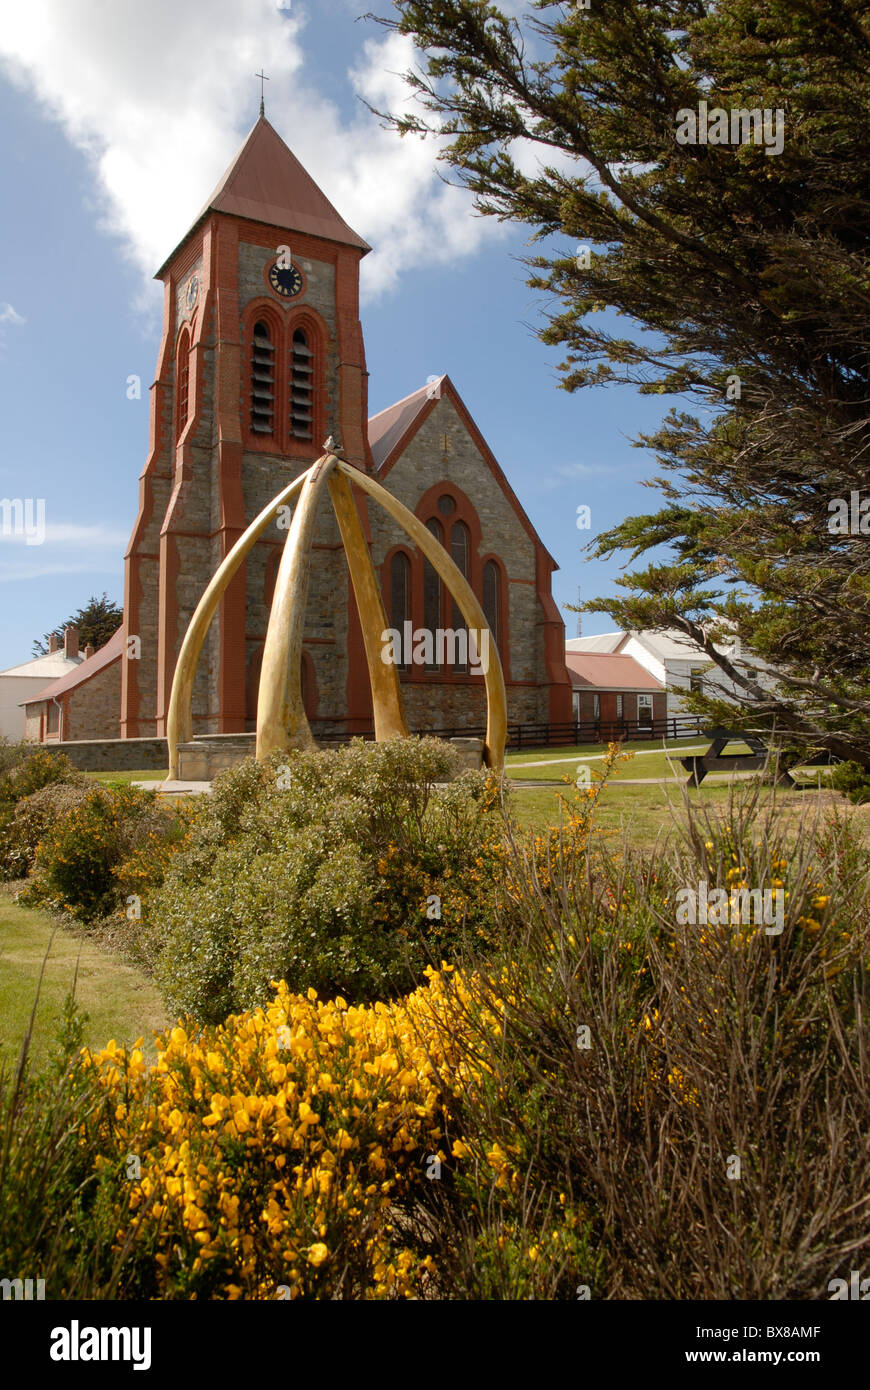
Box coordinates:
[505,734,708,766]
[83,768,168,785]
[508,780,733,842]
[508,776,862,850]
[0,891,167,1068]
[506,739,755,784]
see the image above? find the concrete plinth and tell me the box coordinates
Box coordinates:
[176,736,256,781]
[449,736,486,771]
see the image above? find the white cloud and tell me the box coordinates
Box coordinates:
[0,515,127,581]
[0,301,26,349]
[539,461,622,489]
[0,560,120,583]
[45,522,130,548]
[0,0,504,306]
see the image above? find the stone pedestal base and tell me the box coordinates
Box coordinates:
[448,736,486,771]
[176,735,256,782]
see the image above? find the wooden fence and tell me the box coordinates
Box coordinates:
[314,713,707,751]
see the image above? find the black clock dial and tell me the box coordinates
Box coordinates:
[269,262,303,298]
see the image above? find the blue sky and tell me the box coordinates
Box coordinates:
[0,0,675,669]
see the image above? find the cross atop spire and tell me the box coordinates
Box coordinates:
[255,69,269,117]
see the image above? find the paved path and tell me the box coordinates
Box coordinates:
[132,779,213,795]
[507,744,710,770]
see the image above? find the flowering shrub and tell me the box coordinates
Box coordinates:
[0,749,86,880]
[22,784,191,922]
[146,740,506,1019]
[78,976,459,1299]
[0,781,93,881]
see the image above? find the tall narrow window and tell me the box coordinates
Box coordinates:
[423,518,442,670]
[251,321,275,435]
[482,560,501,651]
[390,552,411,670]
[176,329,190,442]
[450,521,469,672]
[290,328,314,440]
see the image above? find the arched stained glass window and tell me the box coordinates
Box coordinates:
[450,521,470,672]
[423,518,442,670]
[390,551,411,670]
[483,560,501,649]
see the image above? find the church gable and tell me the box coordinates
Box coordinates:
[366,378,570,726]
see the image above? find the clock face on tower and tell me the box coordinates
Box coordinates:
[269,260,304,298]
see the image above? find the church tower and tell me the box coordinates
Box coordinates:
[121,115,375,739]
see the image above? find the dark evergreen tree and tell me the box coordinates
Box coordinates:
[33,593,122,657]
[371,0,870,764]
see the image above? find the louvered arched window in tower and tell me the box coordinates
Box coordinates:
[176,328,190,442]
[250,321,275,436]
[290,328,314,440]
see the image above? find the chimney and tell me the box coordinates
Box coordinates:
[64,626,79,660]
[84,643,95,660]
[48,634,60,653]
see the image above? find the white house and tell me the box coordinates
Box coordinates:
[0,629,85,741]
[567,627,777,719]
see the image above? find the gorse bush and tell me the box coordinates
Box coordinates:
[0,781,94,881]
[146,739,505,1020]
[22,783,192,923]
[78,980,451,1299]
[0,748,86,880]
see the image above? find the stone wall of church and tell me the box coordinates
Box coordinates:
[366,394,556,730]
[395,678,541,731]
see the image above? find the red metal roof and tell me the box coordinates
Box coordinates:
[565,651,663,691]
[21,627,124,706]
[368,379,438,471]
[159,117,370,273]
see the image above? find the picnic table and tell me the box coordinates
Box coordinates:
[681,728,798,788]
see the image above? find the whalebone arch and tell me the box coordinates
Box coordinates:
[166,445,507,778]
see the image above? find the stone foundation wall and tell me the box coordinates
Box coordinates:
[39,738,169,772]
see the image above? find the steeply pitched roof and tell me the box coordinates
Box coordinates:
[565,652,663,692]
[157,117,370,274]
[367,374,558,569]
[22,628,124,706]
[368,379,440,472]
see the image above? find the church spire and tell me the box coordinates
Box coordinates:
[255,69,269,118]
